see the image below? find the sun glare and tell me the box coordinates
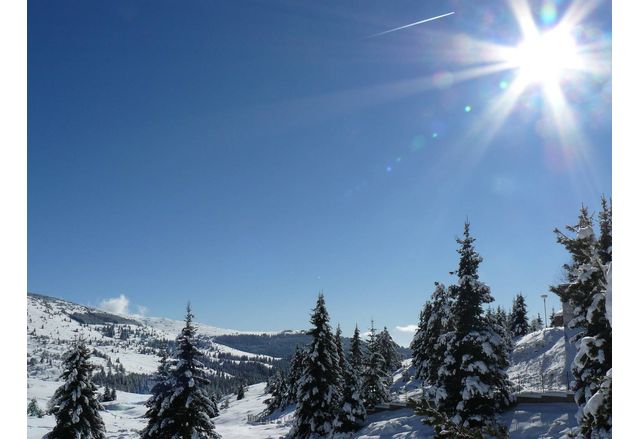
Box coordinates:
[509,27,582,85]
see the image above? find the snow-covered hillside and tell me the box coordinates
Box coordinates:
[508,327,574,392]
[27,293,277,381]
[27,294,580,438]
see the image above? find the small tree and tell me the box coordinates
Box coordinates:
[44,341,106,439]
[510,294,529,337]
[361,320,390,408]
[376,326,402,372]
[236,384,245,400]
[27,398,44,418]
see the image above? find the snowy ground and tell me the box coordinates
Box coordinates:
[28,377,578,439]
[509,327,571,392]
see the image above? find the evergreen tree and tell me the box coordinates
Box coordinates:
[333,350,367,435]
[143,305,220,439]
[426,222,513,429]
[140,346,172,439]
[27,398,44,418]
[551,201,612,437]
[361,320,390,408]
[102,386,112,402]
[348,325,364,373]
[289,293,341,439]
[494,306,513,354]
[510,294,529,337]
[376,326,402,372]
[286,346,305,405]
[110,388,117,401]
[264,370,287,415]
[529,314,544,332]
[334,325,346,400]
[44,341,106,439]
[411,282,452,384]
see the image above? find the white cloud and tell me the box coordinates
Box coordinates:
[99,294,130,315]
[395,324,419,333]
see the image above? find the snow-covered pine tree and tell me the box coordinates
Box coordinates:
[494,306,513,354]
[410,282,452,385]
[27,398,44,418]
[288,293,341,439]
[140,346,173,439]
[286,346,305,405]
[361,320,390,408]
[348,325,364,374]
[333,346,367,435]
[237,384,245,400]
[334,325,346,400]
[510,294,530,337]
[264,370,287,415]
[427,222,513,429]
[147,305,220,439]
[529,313,543,332]
[552,200,612,437]
[102,385,112,402]
[376,326,402,372]
[44,340,106,439]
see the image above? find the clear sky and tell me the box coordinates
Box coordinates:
[28,0,611,346]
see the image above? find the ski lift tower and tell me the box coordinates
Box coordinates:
[541,294,548,328]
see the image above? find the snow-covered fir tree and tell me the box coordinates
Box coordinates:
[27,398,44,418]
[286,346,306,405]
[348,325,364,373]
[237,384,245,400]
[510,293,529,337]
[411,282,452,385]
[361,320,390,408]
[426,222,513,429]
[551,200,612,437]
[44,340,106,439]
[334,325,346,400]
[140,345,173,439]
[288,293,341,439]
[376,326,402,372]
[494,306,514,354]
[144,305,220,439]
[529,313,544,332]
[333,346,367,436]
[263,370,287,415]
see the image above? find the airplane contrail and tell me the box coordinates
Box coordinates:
[366,11,455,38]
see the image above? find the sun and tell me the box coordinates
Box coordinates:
[508,26,583,86]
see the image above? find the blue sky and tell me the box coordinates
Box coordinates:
[28,0,611,346]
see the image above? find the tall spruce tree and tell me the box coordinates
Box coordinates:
[288,293,341,439]
[376,326,402,372]
[510,294,530,337]
[140,345,174,439]
[361,320,390,408]
[146,305,220,439]
[551,201,612,437]
[427,222,513,429]
[44,340,106,439]
[411,282,452,385]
